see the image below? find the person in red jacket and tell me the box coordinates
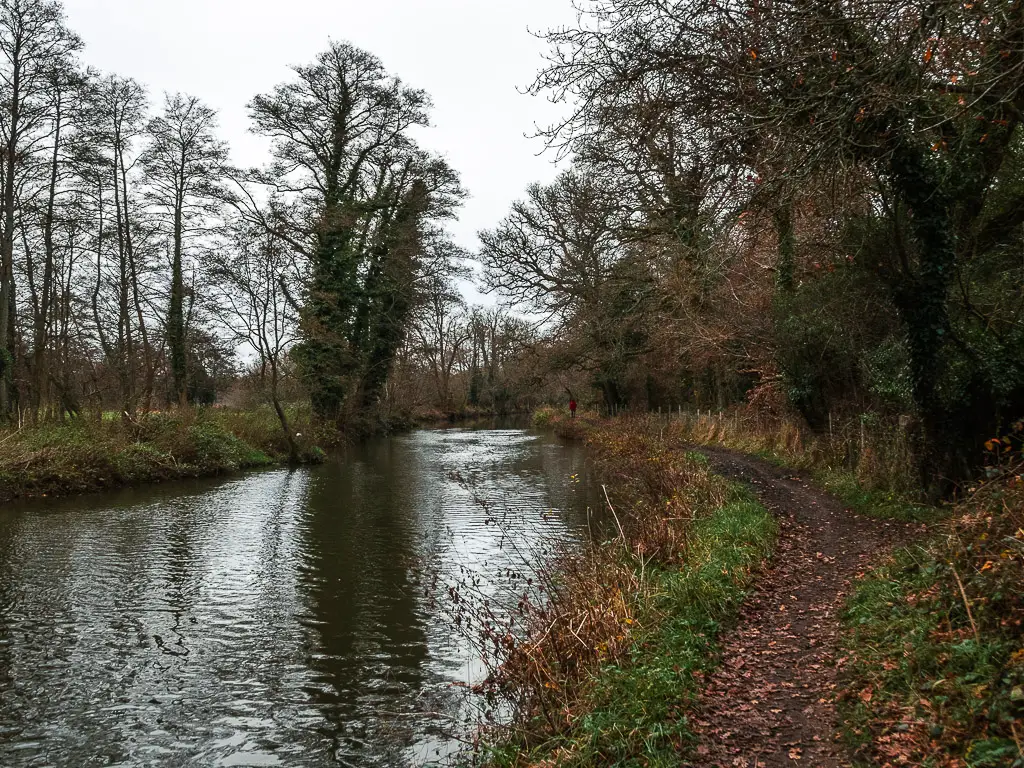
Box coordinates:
[569,398,577,419]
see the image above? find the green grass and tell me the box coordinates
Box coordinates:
[818,469,943,523]
[840,550,1024,767]
[484,485,777,767]
[0,406,323,503]
[838,472,1024,768]
[705,439,940,523]
[664,410,941,524]
[722,439,938,523]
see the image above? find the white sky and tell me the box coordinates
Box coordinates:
[64,0,578,304]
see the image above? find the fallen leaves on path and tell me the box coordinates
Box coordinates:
[683,449,913,767]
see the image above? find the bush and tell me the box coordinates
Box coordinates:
[113,442,175,481]
[0,406,318,503]
[532,406,558,428]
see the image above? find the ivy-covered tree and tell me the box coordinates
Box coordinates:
[247,41,463,426]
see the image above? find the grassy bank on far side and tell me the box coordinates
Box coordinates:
[0,407,324,504]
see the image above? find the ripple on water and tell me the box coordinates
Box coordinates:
[0,428,598,766]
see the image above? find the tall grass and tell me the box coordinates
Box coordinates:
[466,417,777,766]
[646,408,938,522]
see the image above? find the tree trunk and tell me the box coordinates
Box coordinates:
[270,359,299,463]
[169,195,187,407]
[889,145,958,495]
[774,202,796,292]
[33,87,63,419]
[120,157,154,413]
[111,141,135,419]
[0,44,21,421]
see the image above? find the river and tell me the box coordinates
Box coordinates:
[0,426,599,767]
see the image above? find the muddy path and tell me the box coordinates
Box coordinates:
[685,446,920,768]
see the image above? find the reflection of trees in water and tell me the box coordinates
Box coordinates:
[296,437,430,762]
[159,498,205,660]
[0,516,18,722]
[534,432,604,529]
[0,431,598,766]
[410,430,601,760]
[0,499,167,764]
[0,473,324,765]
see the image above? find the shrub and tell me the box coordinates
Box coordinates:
[532,406,558,428]
[0,407,310,503]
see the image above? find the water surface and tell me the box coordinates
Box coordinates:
[0,427,597,767]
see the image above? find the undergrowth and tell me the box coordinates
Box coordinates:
[534,405,597,441]
[538,405,938,522]
[839,465,1024,768]
[0,406,322,502]
[471,417,777,766]
[517,408,1020,766]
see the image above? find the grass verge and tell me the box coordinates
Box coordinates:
[662,409,941,523]
[0,406,324,503]
[474,416,777,766]
[529,408,1019,765]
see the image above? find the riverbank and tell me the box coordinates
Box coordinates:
[0,405,533,505]
[409,407,534,430]
[620,410,1023,764]
[473,415,778,766]
[0,408,324,504]
[508,410,1022,767]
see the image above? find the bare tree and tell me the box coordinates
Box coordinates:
[78,73,155,416]
[208,224,301,459]
[411,276,470,411]
[143,92,228,407]
[0,0,80,420]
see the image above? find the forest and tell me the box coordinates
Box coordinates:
[480,0,1024,495]
[1,0,1020,494]
[0,0,537,449]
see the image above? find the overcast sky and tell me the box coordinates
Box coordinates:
[64,0,579,302]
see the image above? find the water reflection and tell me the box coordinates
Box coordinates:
[0,427,598,767]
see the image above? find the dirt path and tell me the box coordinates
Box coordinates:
[685,447,917,768]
